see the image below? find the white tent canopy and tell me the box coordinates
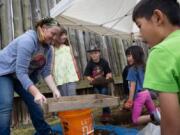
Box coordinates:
[50,0,180,38]
[51,0,141,38]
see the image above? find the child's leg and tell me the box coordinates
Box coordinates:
[66,82,77,96]
[144,90,156,113]
[132,92,151,125]
[57,85,67,96]
[144,90,161,123]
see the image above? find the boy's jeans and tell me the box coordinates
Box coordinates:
[0,75,51,135]
[94,87,111,114]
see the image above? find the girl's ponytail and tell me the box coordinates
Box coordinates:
[36,26,45,43]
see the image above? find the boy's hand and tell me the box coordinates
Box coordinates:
[106,73,112,79]
[87,76,94,82]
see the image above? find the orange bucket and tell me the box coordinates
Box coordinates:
[58,108,94,135]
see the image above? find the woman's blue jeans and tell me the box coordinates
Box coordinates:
[0,75,51,135]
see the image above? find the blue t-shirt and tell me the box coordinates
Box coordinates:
[127,66,144,93]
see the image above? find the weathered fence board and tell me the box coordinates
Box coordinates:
[68,28,83,78]
[12,0,23,37]
[76,29,87,72]
[40,0,49,18]
[0,0,13,48]
[31,0,42,27]
[43,94,120,113]
[22,0,33,31]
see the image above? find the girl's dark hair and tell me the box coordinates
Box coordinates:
[59,27,70,46]
[126,45,145,67]
[132,0,180,26]
[35,17,60,29]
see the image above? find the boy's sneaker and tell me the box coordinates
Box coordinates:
[150,108,161,125]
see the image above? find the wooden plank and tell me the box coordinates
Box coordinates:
[114,38,122,72]
[12,0,23,37]
[116,38,127,70]
[101,36,110,64]
[40,0,50,18]
[22,0,33,31]
[42,94,120,113]
[31,0,42,28]
[0,0,13,48]
[14,76,123,97]
[106,36,119,75]
[47,94,96,103]
[111,37,121,75]
[76,79,92,89]
[83,31,91,61]
[113,76,123,84]
[76,29,87,72]
[68,28,83,78]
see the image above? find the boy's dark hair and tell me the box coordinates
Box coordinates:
[132,0,180,26]
[125,45,145,67]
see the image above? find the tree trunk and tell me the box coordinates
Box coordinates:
[22,0,33,31]
[12,0,23,37]
[0,0,13,48]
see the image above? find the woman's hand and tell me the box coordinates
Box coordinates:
[34,92,47,105]
[28,85,47,105]
[44,75,61,99]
